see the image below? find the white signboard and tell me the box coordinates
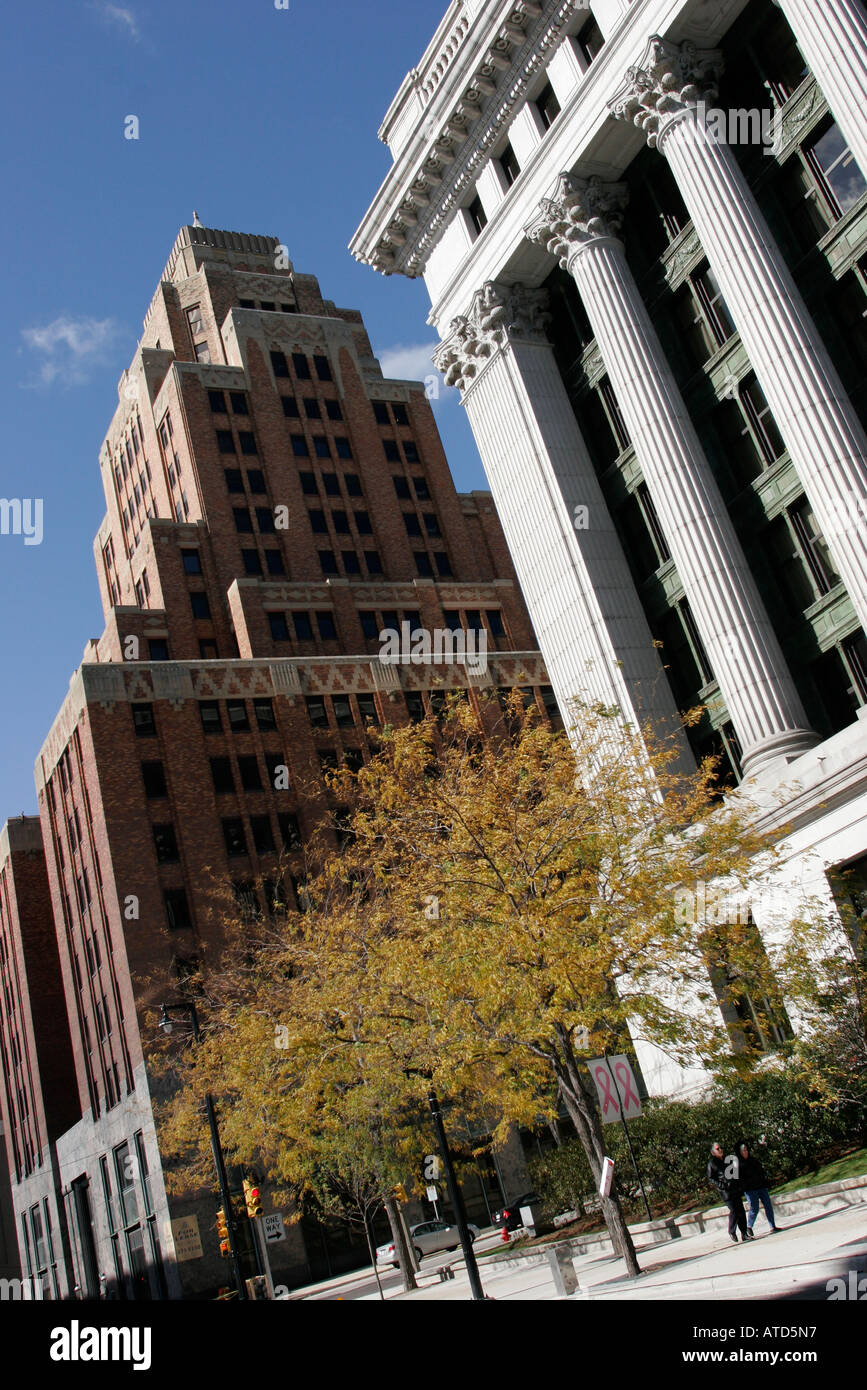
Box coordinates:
[170,1215,203,1262]
[599,1157,615,1198]
[426,1185,438,1202]
[262,1213,287,1244]
[588,1055,642,1124]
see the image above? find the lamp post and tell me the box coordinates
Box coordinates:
[158,1002,247,1300]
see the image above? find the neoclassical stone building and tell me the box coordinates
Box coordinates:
[354,0,867,1085]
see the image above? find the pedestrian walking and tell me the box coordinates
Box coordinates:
[737,1140,779,1234]
[707,1140,752,1243]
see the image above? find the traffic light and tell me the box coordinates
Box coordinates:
[393,1183,408,1203]
[216,1207,231,1258]
[243,1178,263,1219]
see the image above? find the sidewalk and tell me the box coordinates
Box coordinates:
[366,1191,867,1301]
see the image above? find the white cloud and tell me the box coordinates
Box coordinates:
[378,341,439,383]
[91,2,141,41]
[20,316,126,387]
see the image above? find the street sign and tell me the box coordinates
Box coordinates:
[426,1185,438,1202]
[262,1213,286,1244]
[170,1215,203,1262]
[599,1157,614,1197]
[587,1055,642,1124]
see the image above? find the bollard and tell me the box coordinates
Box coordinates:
[546,1246,580,1297]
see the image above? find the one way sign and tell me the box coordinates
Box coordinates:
[262,1213,286,1244]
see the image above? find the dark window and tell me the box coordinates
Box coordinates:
[434,552,452,577]
[199,701,222,734]
[230,392,248,415]
[576,17,604,64]
[208,390,226,413]
[405,691,426,722]
[260,301,275,312]
[306,696,329,729]
[365,551,383,575]
[216,431,235,454]
[360,611,379,639]
[319,550,339,575]
[500,141,520,187]
[148,639,169,661]
[343,551,361,575]
[237,756,263,791]
[805,121,867,218]
[332,509,350,534]
[304,398,321,419]
[210,758,235,795]
[444,610,463,633]
[343,748,364,774]
[268,611,289,641]
[317,612,337,640]
[256,507,276,533]
[383,440,401,463]
[292,353,311,379]
[265,550,285,575]
[133,704,156,737]
[281,396,300,418]
[314,437,331,459]
[423,514,441,538]
[299,471,317,495]
[190,593,211,619]
[392,402,410,427]
[789,499,840,596]
[393,476,411,500]
[536,80,561,129]
[181,549,202,574]
[239,298,255,309]
[309,509,328,534]
[246,469,266,493]
[413,477,430,500]
[226,700,249,733]
[141,762,167,798]
[314,355,333,381]
[403,441,420,464]
[415,552,433,577]
[224,468,244,493]
[335,437,353,459]
[322,474,340,497]
[233,508,254,533]
[271,351,289,378]
[326,400,343,421]
[741,375,786,465]
[238,432,258,456]
[291,436,309,457]
[164,888,192,931]
[243,549,263,575]
[251,816,275,854]
[222,819,248,858]
[254,699,276,731]
[404,514,422,537]
[373,402,390,425]
[153,824,179,863]
[354,511,372,535]
[319,750,338,773]
[293,612,314,641]
[333,696,354,728]
[468,195,487,237]
[357,693,378,723]
[278,813,301,850]
[199,639,218,659]
[344,473,362,496]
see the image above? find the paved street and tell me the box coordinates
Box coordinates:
[293,1201,867,1302]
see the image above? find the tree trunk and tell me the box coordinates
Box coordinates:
[554,1033,640,1278]
[363,1209,386,1301]
[383,1194,417,1292]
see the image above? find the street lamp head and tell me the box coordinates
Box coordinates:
[158,1005,173,1035]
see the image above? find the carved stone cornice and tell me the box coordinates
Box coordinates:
[433,281,552,394]
[608,35,723,148]
[524,174,629,268]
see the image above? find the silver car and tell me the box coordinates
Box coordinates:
[377,1219,480,1266]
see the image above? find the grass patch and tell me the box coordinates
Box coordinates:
[772,1147,867,1195]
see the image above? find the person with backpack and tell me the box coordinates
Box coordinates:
[707,1140,753,1243]
[737,1139,779,1234]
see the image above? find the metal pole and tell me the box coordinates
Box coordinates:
[604,1056,651,1223]
[428,1088,485,1301]
[254,1218,275,1299]
[178,1003,247,1299]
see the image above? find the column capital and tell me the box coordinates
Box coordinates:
[433,281,551,394]
[609,35,723,148]
[524,174,629,269]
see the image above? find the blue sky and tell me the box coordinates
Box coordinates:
[0,0,486,818]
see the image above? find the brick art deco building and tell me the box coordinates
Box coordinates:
[0,223,553,1299]
[353,0,867,1082]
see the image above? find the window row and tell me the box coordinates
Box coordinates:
[288,432,353,460]
[280,394,343,421]
[300,469,363,499]
[132,698,278,738]
[383,438,420,464]
[308,508,372,536]
[305,693,380,731]
[267,610,337,641]
[238,298,296,313]
[270,350,332,382]
[372,400,410,427]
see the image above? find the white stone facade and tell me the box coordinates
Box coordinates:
[354,0,867,1093]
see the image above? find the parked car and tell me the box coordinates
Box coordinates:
[376,1219,480,1267]
[493,1191,540,1233]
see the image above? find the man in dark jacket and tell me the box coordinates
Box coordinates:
[737,1140,779,1234]
[707,1140,752,1243]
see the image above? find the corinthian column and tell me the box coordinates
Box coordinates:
[433,282,691,759]
[610,36,867,638]
[776,0,867,177]
[525,175,817,777]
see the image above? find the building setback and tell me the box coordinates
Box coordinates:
[354,0,867,1092]
[0,224,553,1298]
